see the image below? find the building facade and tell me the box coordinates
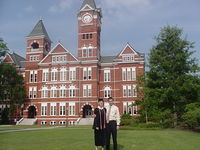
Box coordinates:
[2,0,144,125]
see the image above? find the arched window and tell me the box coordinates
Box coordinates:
[41,87,48,98]
[82,47,87,57]
[31,42,39,49]
[60,86,66,98]
[88,46,93,57]
[104,86,111,98]
[50,86,57,98]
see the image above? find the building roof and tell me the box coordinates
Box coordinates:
[8,52,26,68]
[27,20,51,42]
[80,0,96,10]
[100,56,116,63]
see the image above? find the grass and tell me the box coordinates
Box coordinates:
[0,126,200,150]
[0,125,55,131]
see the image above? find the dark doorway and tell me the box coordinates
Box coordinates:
[28,106,36,118]
[83,105,93,118]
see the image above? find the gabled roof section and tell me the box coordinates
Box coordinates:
[40,42,78,64]
[3,52,26,68]
[80,0,96,10]
[27,20,51,42]
[117,43,142,57]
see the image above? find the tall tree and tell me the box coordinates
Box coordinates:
[0,63,26,112]
[139,26,200,126]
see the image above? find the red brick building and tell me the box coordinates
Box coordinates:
[2,0,144,125]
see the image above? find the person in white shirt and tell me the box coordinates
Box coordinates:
[105,97,120,150]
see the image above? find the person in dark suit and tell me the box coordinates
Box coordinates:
[93,99,107,150]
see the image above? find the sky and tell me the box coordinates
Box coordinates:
[0,0,200,65]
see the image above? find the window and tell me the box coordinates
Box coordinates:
[59,121,66,125]
[82,48,87,57]
[60,103,66,116]
[132,85,137,97]
[50,103,56,116]
[83,67,87,80]
[123,55,134,62]
[30,71,34,82]
[60,86,66,98]
[82,34,85,39]
[50,87,57,98]
[122,68,136,81]
[29,87,33,98]
[123,86,127,97]
[29,87,37,99]
[122,85,137,97]
[41,121,47,125]
[34,71,38,82]
[133,105,138,115]
[104,86,111,98]
[122,68,126,81]
[30,55,39,62]
[123,102,127,114]
[42,69,49,82]
[52,55,67,63]
[41,87,48,98]
[128,102,133,115]
[88,47,93,57]
[50,121,56,125]
[83,67,92,80]
[69,102,75,116]
[82,34,93,40]
[69,86,76,97]
[41,103,47,116]
[88,67,92,80]
[104,69,111,82]
[31,42,39,49]
[69,67,76,81]
[128,85,132,97]
[83,85,92,97]
[51,68,58,81]
[60,68,67,81]
[33,87,37,98]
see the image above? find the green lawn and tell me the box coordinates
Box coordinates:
[0,126,200,150]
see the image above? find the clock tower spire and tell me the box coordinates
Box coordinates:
[78,0,102,61]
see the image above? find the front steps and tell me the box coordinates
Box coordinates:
[16,118,37,125]
[77,118,94,126]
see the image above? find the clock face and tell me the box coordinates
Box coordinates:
[82,14,92,23]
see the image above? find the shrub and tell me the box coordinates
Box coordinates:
[182,103,200,128]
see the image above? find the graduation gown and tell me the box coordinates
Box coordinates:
[93,107,106,146]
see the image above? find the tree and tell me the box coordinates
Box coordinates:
[0,37,9,61]
[139,26,200,127]
[0,38,25,123]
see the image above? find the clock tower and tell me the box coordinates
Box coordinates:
[78,0,102,61]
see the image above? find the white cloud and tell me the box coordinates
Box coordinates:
[48,0,73,13]
[24,6,33,12]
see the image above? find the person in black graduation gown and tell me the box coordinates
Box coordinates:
[93,99,106,150]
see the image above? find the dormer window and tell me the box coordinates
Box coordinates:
[52,55,67,63]
[31,42,39,50]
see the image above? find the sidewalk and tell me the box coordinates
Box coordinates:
[0,126,63,133]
